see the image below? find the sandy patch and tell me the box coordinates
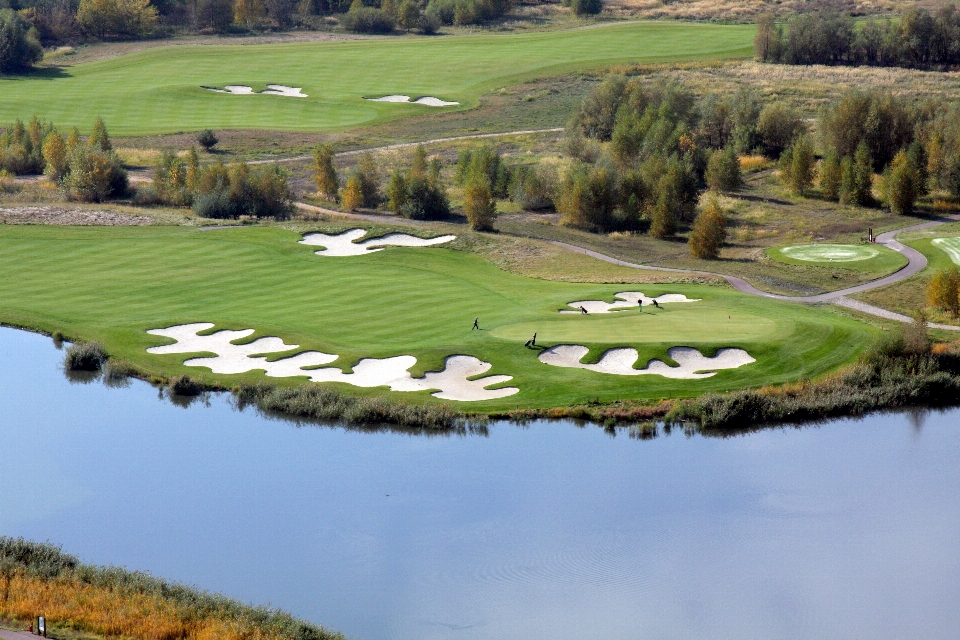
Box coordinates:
[539,345,755,379]
[560,291,700,314]
[147,323,517,401]
[780,244,879,262]
[932,237,960,265]
[0,206,152,226]
[203,85,307,97]
[366,95,459,107]
[300,228,456,256]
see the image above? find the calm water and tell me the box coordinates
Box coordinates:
[1,326,959,640]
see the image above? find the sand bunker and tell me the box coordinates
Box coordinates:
[560,291,700,314]
[780,244,879,262]
[539,345,755,379]
[300,228,456,256]
[366,95,459,107]
[146,323,517,401]
[933,237,960,265]
[203,85,307,98]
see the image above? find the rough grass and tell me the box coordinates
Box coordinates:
[0,537,344,640]
[0,223,873,410]
[0,22,754,136]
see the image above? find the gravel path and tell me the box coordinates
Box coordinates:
[0,206,152,226]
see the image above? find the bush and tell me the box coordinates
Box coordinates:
[401,176,450,220]
[510,165,554,211]
[556,163,616,232]
[688,198,727,259]
[705,147,741,193]
[886,150,919,215]
[0,9,43,74]
[76,0,158,39]
[569,0,602,16]
[312,142,338,200]
[425,0,513,25]
[63,145,128,202]
[463,170,496,231]
[819,153,842,201]
[190,162,291,219]
[197,129,219,151]
[169,375,202,396]
[340,7,394,33]
[927,268,960,316]
[757,102,804,158]
[64,341,107,371]
[195,0,234,31]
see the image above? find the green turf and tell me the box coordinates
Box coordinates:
[932,236,960,265]
[0,224,873,410]
[766,243,908,273]
[0,22,754,136]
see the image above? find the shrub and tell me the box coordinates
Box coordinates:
[340,173,363,211]
[197,129,219,151]
[510,165,554,211]
[455,145,510,198]
[556,163,616,232]
[0,9,43,74]
[886,150,919,215]
[169,375,202,396]
[780,135,814,195]
[312,142,338,200]
[757,102,804,158]
[648,191,676,239]
[77,0,158,39]
[689,198,727,259]
[570,0,602,16]
[64,341,107,371]
[463,169,496,231]
[819,153,842,201]
[839,142,874,206]
[341,6,394,33]
[63,145,128,202]
[401,176,450,220]
[927,268,960,316]
[195,0,234,31]
[190,162,291,219]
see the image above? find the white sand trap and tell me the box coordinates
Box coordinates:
[300,228,456,257]
[781,244,879,262]
[932,237,960,265]
[366,95,459,107]
[203,85,307,97]
[147,323,517,402]
[539,345,755,379]
[560,291,700,314]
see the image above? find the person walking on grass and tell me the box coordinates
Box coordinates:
[472,317,479,330]
[525,332,537,348]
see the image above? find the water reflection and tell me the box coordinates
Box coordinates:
[2,326,959,640]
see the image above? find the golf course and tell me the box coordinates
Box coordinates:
[0,223,872,410]
[0,21,754,135]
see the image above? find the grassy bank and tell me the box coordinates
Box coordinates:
[0,538,342,640]
[0,22,753,136]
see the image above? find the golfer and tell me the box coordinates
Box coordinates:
[525,332,537,348]
[580,306,588,315]
[472,317,479,330]
[653,299,660,309]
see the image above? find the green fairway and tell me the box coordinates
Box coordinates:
[0,22,754,136]
[0,224,872,410]
[932,236,960,265]
[767,243,907,273]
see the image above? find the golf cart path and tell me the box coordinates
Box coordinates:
[297,202,960,330]
[250,128,565,166]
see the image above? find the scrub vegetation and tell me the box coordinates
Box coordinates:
[0,537,344,640]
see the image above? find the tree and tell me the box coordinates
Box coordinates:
[196,0,234,31]
[340,173,363,211]
[927,268,960,316]
[76,0,158,38]
[688,198,727,259]
[840,142,874,206]
[754,12,781,62]
[570,0,602,17]
[575,73,627,141]
[787,135,815,195]
[265,0,295,27]
[41,131,68,182]
[409,144,428,180]
[197,129,219,152]
[886,150,918,215]
[463,170,496,231]
[819,153,842,201]
[63,146,128,202]
[757,102,804,158]
[0,9,43,74]
[648,191,676,239]
[386,168,407,214]
[312,143,339,200]
[705,146,741,193]
[397,0,421,30]
[355,152,381,207]
[88,117,112,151]
[233,0,266,24]
[65,127,81,152]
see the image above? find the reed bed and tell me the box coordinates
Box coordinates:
[0,538,343,640]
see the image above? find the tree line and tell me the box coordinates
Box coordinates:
[755,6,960,69]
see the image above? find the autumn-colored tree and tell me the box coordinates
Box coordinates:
[705,146,741,193]
[886,150,919,215]
[927,268,960,317]
[397,0,421,30]
[409,144,428,180]
[355,152,381,207]
[233,0,266,24]
[76,0,158,38]
[65,128,81,152]
[688,198,727,259]
[312,143,339,200]
[463,168,496,231]
[649,191,676,239]
[41,132,68,182]
[185,146,200,191]
[340,173,363,211]
[88,117,112,151]
[386,168,407,214]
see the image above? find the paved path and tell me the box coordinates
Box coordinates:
[0,629,39,640]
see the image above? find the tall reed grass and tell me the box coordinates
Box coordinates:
[0,538,343,640]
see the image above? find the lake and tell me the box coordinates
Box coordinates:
[1,326,958,639]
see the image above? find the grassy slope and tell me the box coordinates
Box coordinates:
[0,224,871,410]
[0,22,753,136]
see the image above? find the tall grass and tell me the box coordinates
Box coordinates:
[0,538,343,640]
[63,341,107,371]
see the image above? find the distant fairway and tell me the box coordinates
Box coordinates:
[0,224,872,409]
[0,22,754,135]
[781,244,880,262]
[932,237,960,265]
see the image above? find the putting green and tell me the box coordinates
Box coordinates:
[932,237,960,265]
[0,22,754,136]
[767,243,908,275]
[0,224,872,409]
